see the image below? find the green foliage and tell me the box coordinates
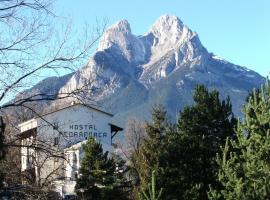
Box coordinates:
[131,105,172,198]
[131,86,236,200]
[75,137,128,200]
[209,80,270,200]
[160,85,237,199]
[140,171,163,200]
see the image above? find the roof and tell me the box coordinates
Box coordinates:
[18,118,37,129]
[109,123,123,132]
[18,103,114,129]
[39,103,114,118]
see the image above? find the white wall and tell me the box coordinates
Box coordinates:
[21,136,35,172]
[20,104,118,184]
[37,105,112,150]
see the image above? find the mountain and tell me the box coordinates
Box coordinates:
[19,15,265,125]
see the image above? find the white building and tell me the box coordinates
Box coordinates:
[18,103,122,196]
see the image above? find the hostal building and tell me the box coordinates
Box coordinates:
[18,103,122,196]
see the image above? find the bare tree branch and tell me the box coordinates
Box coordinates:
[0,0,108,197]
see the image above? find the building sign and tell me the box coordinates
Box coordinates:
[61,124,108,139]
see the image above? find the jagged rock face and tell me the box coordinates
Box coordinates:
[24,15,265,124]
[98,20,146,64]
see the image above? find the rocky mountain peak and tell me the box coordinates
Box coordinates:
[150,15,183,33]
[98,19,145,64]
[142,14,204,62]
[98,19,132,51]
[18,15,264,124]
[148,15,189,45]
[110,19,131,34]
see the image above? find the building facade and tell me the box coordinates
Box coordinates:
[18,103,122,196]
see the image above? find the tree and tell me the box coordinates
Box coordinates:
[0,0,102,108]
[209,80,270,200]
[75,137,128,200]
[0,0,104,198]
[160,85,237,199]
[130,105,173,198]
[140,171,163,200]
[125,118,146,160]
[0,117,5,159]
[0,116,6,189]
[124,118,146,188]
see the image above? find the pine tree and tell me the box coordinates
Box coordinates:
[161,85,237,199]
[131,86,236,199]
[140,171,163,200]
[132,105,172,197]
[209,80,270,200]
[75,137,128,200]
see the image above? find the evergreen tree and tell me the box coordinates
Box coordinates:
[75,137,128,200]
[160,85,237,199]
[132,105,172,197]
[209,80,270,200]
[140,171,163,200]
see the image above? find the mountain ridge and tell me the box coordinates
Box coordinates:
[17,15,265,125]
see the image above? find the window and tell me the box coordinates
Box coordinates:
[72,152,77,163]
[53,122,59,130]
[54,137,59,146]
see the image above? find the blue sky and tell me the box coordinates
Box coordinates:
[55,0,270,77]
